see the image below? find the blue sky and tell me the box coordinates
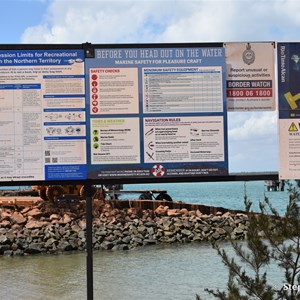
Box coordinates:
[1,0,300,173]
[0,1,48,44]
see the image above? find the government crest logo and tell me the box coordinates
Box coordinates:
[243,43,255,65]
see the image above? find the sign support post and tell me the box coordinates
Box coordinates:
[85,183,94,300]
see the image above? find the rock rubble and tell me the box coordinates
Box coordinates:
[0,201,249,256]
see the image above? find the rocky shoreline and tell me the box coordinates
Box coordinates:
[0,200,249,256]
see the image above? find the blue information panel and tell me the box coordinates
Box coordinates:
[278,43,300,119]
[85,46,228,179]
[278,43,300,179]
[0,49,87,182]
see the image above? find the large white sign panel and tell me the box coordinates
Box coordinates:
[278,119,300,179]
[142,66,223,113]
[143,116,224,163]
[89,67,139,115]
[225,42,275,111]
[90,117,140,164]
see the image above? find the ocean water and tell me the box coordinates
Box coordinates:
[122,180,291,215]
[0,243,286,300]
[0,180,294,300]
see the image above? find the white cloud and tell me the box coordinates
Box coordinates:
[228,111,278,141]
[21,0,300,44]
[228,112,279,172]
[229,138,279,172]
[21,1,175,44]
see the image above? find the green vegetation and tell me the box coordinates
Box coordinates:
[197,181,300,300]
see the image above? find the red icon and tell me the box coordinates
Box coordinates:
[92,101,98,106]
[92,87,98,93]
[151,164,165,177]
[92,94,98,100]
[91,74,98,80]
[92,81,98,86]
[92,107,98,113]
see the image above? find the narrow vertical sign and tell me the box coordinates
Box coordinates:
[278,42,300,179]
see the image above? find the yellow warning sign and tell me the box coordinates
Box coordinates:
[288,122,298,131]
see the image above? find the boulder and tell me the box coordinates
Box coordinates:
[57,241,73,251]
[100,241,115,250]
[78,219,86,230]
[26,208,43,218]
[0,235,10,245]
[3,250,13,256]
[50,214,60,221]
[13,249,24,256]
[25,242,44,254]
[0,220,11,228]
[143,239,157,245]
[45,238,57,248]
[25,220,47,229]
[0,209,12,220]
[59,214,72,224]
[6,229,16,241]
[167,209,181,217]
[11,212,26,225]
[179,208,189,216]
[181,229,192,236]
[196,210,202,217]
[121,236,131,244]
[154,205,168,216]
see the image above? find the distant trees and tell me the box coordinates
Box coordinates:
[197,181,300,300]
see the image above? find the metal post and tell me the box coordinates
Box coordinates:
[85,183,94,300]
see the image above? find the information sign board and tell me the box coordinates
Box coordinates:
[85,46,228,179]
[0,44,229,183]
[225,42,275,111]
[0,49,87,182]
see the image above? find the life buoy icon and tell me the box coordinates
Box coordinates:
[151,164,165,177]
